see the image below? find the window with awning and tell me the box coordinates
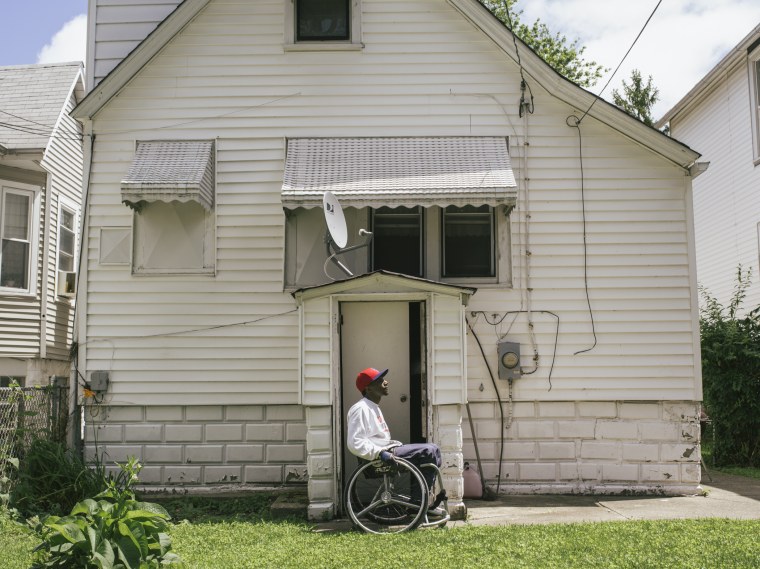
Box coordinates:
[281,137,515,288]
[122,140,216,275]
[281,137,516,210]
[121,140,215,211]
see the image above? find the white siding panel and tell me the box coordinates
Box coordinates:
[40,89,84,361]
[670,61,760,312]
[84,0,699,405]
[91,0,182,88]
[431,294,466,405]
[301,297,331,406]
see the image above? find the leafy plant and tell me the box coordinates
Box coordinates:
[32,457,184,569]
[700,266,760,467]
[10,438,107,518]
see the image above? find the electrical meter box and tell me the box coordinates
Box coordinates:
[497,341,521,381]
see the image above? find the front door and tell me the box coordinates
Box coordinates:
[339,301,425,489]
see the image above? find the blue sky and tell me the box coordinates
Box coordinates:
[1,0,759,118]
[0,1,87,66]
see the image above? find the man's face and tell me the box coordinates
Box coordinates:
[366,376,390,398]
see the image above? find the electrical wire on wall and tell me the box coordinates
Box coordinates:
[565,116,598,356]
[561,1,662,355]
[466,317,506,492]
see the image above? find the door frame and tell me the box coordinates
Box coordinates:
[330,292,431,513]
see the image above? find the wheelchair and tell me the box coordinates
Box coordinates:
[344,456,450,534]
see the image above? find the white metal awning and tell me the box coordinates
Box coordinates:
[281,137,517,209]
[121,140,215,211]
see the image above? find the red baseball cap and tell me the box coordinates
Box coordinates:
[355,367,388,392]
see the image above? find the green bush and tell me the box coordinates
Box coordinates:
[32,457,183,569]
[9,439,107,518]
[700,267,760,467]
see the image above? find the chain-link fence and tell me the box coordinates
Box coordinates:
[0,384,69,482]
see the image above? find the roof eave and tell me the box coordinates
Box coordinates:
[657,24,760,127]
[72,0,212,120]
[448,0,700,169]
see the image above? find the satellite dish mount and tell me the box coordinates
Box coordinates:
[322,191,372,280]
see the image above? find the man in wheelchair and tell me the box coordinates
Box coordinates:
[346,367,447,519]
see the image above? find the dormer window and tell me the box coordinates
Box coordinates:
[297,0,350,41]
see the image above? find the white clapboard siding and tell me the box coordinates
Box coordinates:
[83,0,699,405]
[40,87,84,361]
[669,60,760,312]
[90,0,183,89]
[430,294,466,405]
[301,296,332,406]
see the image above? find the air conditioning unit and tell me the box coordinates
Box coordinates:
[57,270,76,296]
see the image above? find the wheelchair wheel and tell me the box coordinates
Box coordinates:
[345,457,429,534]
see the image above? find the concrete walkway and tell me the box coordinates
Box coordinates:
[315,469,760,532]
[452,470,760,527]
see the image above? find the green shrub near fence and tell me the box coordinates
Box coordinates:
[700,267,760,467]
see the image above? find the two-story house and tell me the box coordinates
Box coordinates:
[658,23,760,312]
[0,62,84,387]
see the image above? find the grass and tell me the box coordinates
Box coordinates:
[5,467,760,569]
[170,518,760,568]
[3,505,759,569]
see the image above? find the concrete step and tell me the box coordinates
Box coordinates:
[270,490,309,520]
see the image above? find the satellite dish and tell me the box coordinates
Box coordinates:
[323,191,348,249]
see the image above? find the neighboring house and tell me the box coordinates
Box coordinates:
[658,23,760,313]
[0,63,85,387]
[73,0,703,520]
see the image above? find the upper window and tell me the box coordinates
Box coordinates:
[297,0,350,41]
[285,0,362,48]
[56,201,79,298]
[750,48,760,164]
[1,185,37,294]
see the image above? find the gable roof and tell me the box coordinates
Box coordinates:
[73,0,698,169]
[657,23,760,127]
[0,62,83,151]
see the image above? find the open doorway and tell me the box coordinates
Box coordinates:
[339,301,426,500]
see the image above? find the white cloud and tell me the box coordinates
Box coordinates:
[515,0,760,119]
[36,14,87,65]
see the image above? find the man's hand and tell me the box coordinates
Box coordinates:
[379,450,395,463]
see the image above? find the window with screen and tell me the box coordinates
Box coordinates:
[296,0,350,41]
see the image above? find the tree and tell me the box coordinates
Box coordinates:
[479,0,606,88]
[612,69,659,126]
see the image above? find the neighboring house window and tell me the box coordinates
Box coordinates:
[751,47,760,163]
[56,201,79,297]
[285,0,362,47]
[133,201,215,275]
[1,376,24,387]
[1,185,37,293]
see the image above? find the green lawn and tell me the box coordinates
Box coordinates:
[3,509,759,569]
